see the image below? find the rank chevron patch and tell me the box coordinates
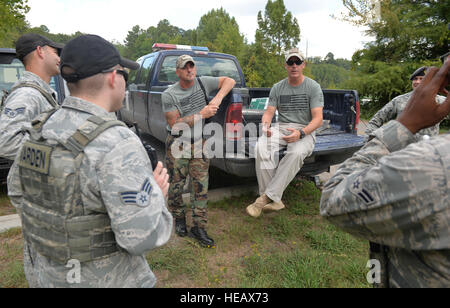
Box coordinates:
[120,178,153,207]
[4,107,25,118]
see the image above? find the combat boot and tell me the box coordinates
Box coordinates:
[189,226,215,248]
[246,194,271,218]
[263,200,286,212]
[175,217,188,237]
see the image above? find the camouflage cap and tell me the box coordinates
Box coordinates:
[285,48,305,62]
[176,55,195,69]
[410,66,428,80]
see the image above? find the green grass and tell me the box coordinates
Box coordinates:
[0,178,370,288]
[0,185,16,216]
[0,228,27,288]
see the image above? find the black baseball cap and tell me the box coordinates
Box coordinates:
[60,34,139,82]
[16,33,64,62]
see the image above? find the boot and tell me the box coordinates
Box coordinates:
[246,194,271,218]
[263,200,286,212]
[175,217,188,237]
[189,226,215,248]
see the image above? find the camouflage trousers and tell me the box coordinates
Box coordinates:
[165,135,210,228]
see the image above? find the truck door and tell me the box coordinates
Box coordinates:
[132,55,156,134]
[133,55,156,134]
[121,58,143,124]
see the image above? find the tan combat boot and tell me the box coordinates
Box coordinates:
[246,194,271,218]
[263,200,286,212]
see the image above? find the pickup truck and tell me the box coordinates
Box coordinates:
[0,48,67,184]
[118,43,366,178]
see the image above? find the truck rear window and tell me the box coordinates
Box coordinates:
[158,55,241,85]
[0,58,25,99]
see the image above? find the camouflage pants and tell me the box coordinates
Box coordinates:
[165,135,210,228]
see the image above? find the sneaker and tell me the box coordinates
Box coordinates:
[175,217,188,237]
[263,201,286,212]
[246,194,271,218]
[189,226,215,248]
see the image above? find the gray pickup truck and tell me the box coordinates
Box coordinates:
[0,48,67,183]
[118,44,366,178]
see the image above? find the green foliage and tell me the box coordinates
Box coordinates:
[197,8,246,60]
[339,0,449,117]
[340,0,449,62]
[310,63,350,89]
[256,0,300,57]
[122,21,192,60]
[0,0,29,47]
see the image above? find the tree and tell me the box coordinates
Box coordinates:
[339,0,449,62]
[324,52,336,65]
[196,8,246,60]
[122,20,191,60]
[339,0,449,119]
[0,0,29,47]
[256,0,300,58]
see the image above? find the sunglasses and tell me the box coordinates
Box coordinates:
[286,59,303,66]
[102,68,129,82]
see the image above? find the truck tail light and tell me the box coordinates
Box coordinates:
[226,103,243,141]
[354,100,360,132]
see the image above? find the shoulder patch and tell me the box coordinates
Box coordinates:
[349,174,376,206]
[120,178,153,207]
[4,107,25,118]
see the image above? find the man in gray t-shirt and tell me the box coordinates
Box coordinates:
[246,48,324,218]
[162,55,235,248]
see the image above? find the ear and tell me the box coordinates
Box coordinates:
[35,46,45,59]
[107,70,117,88]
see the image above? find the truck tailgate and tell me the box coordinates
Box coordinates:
[314,133,366,155]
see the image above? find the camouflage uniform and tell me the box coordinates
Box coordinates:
[165,135,209,228]
[8,96,173,288]
[0,71,58,288]
[0,71,58,160]
[320,120,450,287]
[365,92,446,137]
[162,76,220,229]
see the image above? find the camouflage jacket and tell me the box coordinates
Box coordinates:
[320,120,449,287]
[8,96,173,288]
[0,71,57,160]
[365,92,446,138]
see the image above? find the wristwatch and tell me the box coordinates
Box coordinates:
[299,129,306,139]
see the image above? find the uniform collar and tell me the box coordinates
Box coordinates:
[20,71,55,94]
[61,96,118,120]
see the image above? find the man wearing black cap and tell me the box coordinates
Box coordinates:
[0,33,63,160]
[8,34,172,288]
[0,33,63,288]
[365,66,446,138]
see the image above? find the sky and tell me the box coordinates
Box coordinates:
[26,0,373,60]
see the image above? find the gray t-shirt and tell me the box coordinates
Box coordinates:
[269,77,324,125]
[162,76,220,136]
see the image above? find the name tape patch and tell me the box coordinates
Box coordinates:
[18,141,52,174]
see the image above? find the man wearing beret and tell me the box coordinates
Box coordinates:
[8,34,172,288]
[365,66,446,138]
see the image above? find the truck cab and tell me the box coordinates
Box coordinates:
[118,44,366,178]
